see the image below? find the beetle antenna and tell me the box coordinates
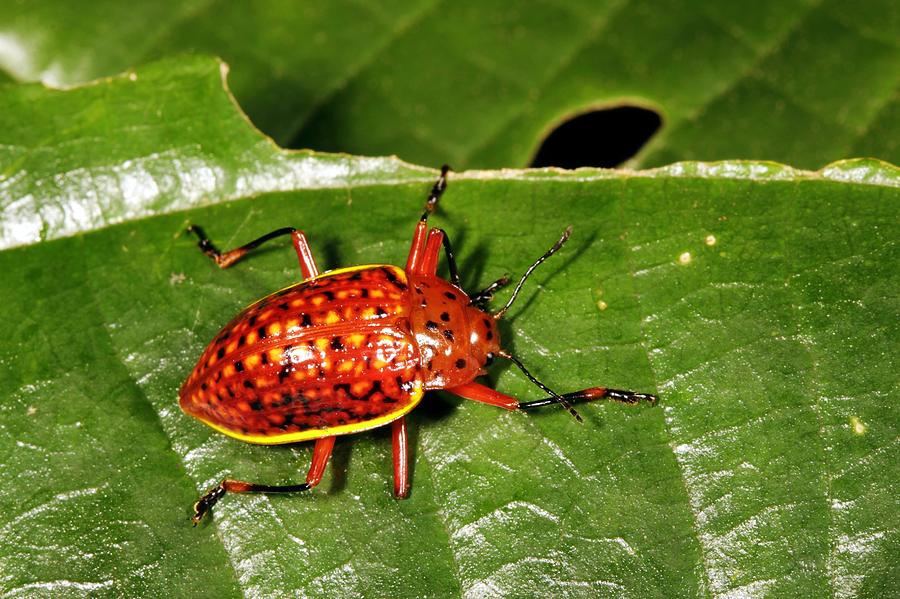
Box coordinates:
[493,226,572,319]
[498,349,583,423]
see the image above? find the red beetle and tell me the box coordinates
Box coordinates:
[180,167,657,523]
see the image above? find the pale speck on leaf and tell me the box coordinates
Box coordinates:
[849,416,867,435]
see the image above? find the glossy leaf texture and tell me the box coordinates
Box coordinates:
[0,0,897,170]
[1,58,898,598]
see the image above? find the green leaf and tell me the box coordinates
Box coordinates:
[1,58,897,598]
[0,1,897,169]
[0,57,430,250]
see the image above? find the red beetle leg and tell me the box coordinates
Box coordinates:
[291,230,319,279]
[305,435,336,488]
[420,228,444,276]
[447,382,519,410]
[406,220,429,274]
[391,417,411,498]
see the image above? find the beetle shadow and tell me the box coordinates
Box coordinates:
[404,391,461,492]
[319,236,345,272]
[327,439,353,495]
[458,240,492,295]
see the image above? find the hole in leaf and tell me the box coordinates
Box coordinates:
[530,106,662,169]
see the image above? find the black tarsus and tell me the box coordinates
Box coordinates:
[518,388,659,411]
[421,164,450,221]
[192,480,312,525]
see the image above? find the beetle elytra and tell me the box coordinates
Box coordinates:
[180,166,658,523]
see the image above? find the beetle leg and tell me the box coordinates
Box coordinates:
[422,164,449,219]
[446,382,658,413]
[517,387,658,410]
[446,382,519,410]
[186,226,319,278]
[305,435,336,488]
[406,221,430,273]
[419,227,463,287]
[391,417,411,498]
[190,436,336,525]
[420,228,444,277]
[406,165,449,274]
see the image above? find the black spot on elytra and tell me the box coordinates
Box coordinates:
[243,380,254,389]
[414,287,424,295]
[323,290,335,301]
[301,313,312,327]
[200,383,207,391]
[486,331,493,340]
[278,302,289,310]
[248,315,257,326]
[278,365,291,383]
[361,288,369,298]
[261,352,269,365]
[440,312,450,322]
[456,359,466,369]
[227,387,236,398]
[216,348,225,359]
[238,335,246,348]
[281,392,294,405]
[382,267,408,290]
[426,320,439,331]
[234,361,244,372]
[214,371,223,382]
[257,326,267,340]
[443,329,455,342]
[331,337,343,350]
[349,272,363,281]
[444,291,457,300]
[250,400,263,411]
[376,307,387,317]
